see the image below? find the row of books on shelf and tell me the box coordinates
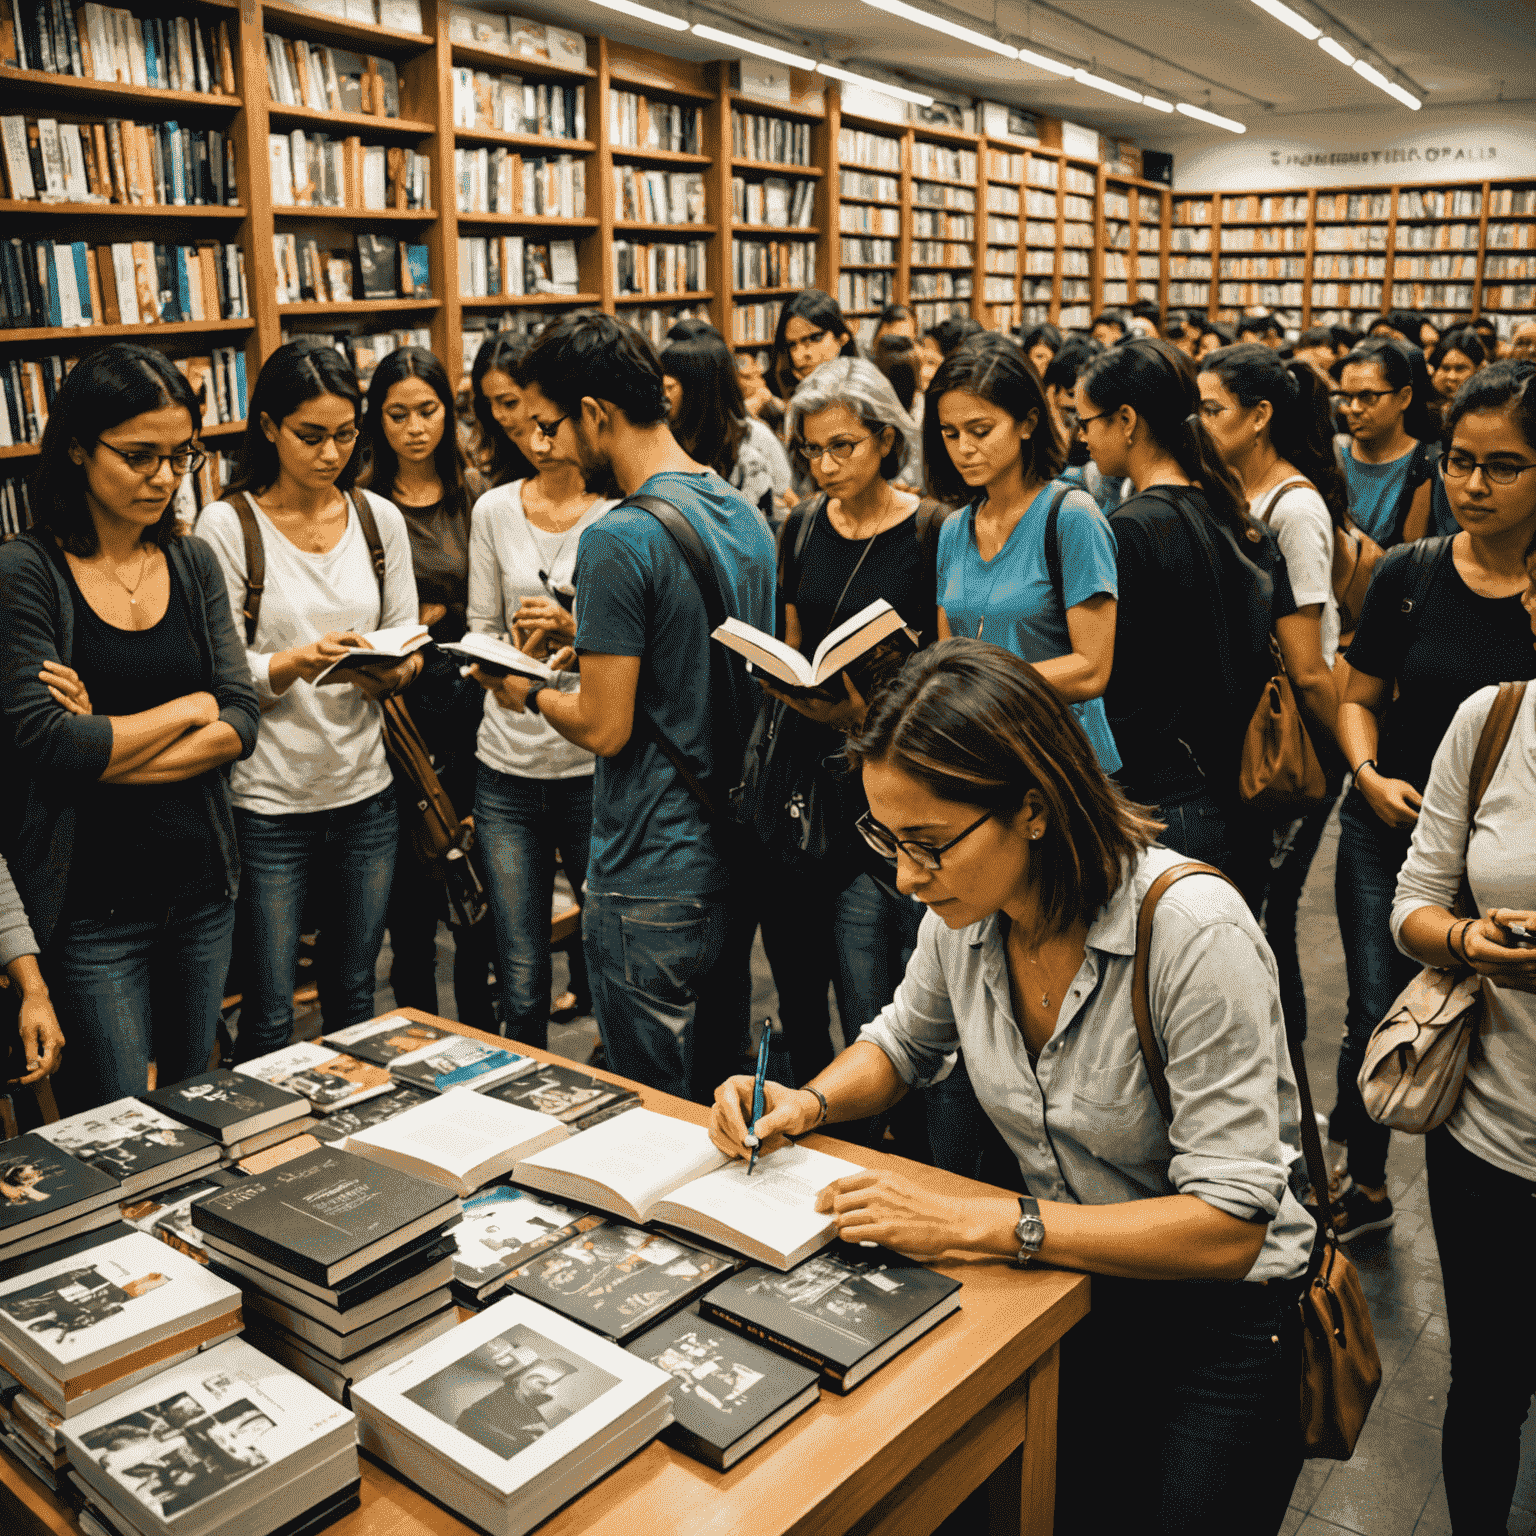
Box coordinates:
[272,233,428,305]
[1022,250,1055,276]
[454,147,586,218]
[1317,191,1390,220]
[1221,256,1306,279]
[1220,193,1307,222]
[1484,254,1536,278]
[836,269,894,313]
[1481,284,1535,309]
[911,299,969,330]
[0,473,30,534]
[839,203,899,235]
[1395,221,1479,250]
[731,174,812,229]
[1137,226,1162,252]
[983,275,1014,302]
[987,185,1020,215]
[840,237,894,266]
[284,0,422,25]
[1061,222,1094,249]
[1024,221,1057,247]
[1397,187,1485,218]
[1391,282,1477,308]
[912,210,973,239]
[1168,281,1210,304]
[839,168,898,203]
[451,68,585,140]
[619,165,705,226]
[1220,282,1304,307]
[730,109,812,168]
[0,116,236,209]
[1220,227,1306,252]
[1063,166,1095,196]
[614,239,706,298]
[1061,193,1093,221]
[1392,254,1477,279]
[988,148,1027,182]
[913,181,976,212]
[1316,226,1388,252]
[732,237,813,292]
[270,134,429,212]
[446,5,586,67]
[1170,226,1213,252]
[300,326,432,385]
[1311,281,1382,307]
[1488,222,1536,250]
[1057,251,1090,277]
[910,271,970,300]
[0,1,234,94]
[838,128,901,173]
[621,300,706,349]
[263,34,401,119]
[1027,158,1059,189]
[1103,190,1131,220]
[1023,190,1056,219]
[459,235,578,299]
[732,300,780,344]
[609,92,703,156]
[911,143,976,183]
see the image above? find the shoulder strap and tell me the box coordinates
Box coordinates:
[1401,533,1450,618]
[349,488,387,605]
[1255,476,1313,525]
[778,492,824,609]
[1468,680,1528,814]
[1333,434,1350,477]
[232,491,265,647]
[1042,482,1071,614]
[914,495,952,643]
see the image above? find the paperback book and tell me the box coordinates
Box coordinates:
[439,632,557,683]
[388,1035,537,1095]
[712,598,917,698]
[307,1084,434,1145]
[234,1041,394,1114]
[32,1102,219,1198]
[451,1186,599,1304]
[242,1278,453,1356]
[484,1064,638,1131]
[311,624,431,685]
[141,1072,309,1148]
[0,1134,121,1256]
[244,1301,459,1401]
[322,1016,456,1067]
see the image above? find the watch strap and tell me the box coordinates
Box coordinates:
[525,685,547,716]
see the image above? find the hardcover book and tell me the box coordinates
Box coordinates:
[698,1243,962,1391]
[307,1084,433,1145]
[246,1299,458,1387]
[322,1016,456,1068]
[484,1065,638,1131]
[234,1041,394,1113]
[712,597,918,698]
[627,1307,819,1469]
[31,1102,218,1200]
[387,1035,537,1095]
[118,1173,241,1265]
[241,1278,453,1355]
[355,233,397,297]
[140,1072,309,1147]
[451,1186,598,1303]
[0,1134,121,1254]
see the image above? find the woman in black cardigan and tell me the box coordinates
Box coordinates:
[0,344,259,1113]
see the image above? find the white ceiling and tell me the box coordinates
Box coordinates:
[492,0,1536,146]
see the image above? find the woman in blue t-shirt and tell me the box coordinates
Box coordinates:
[924,333,1120,774]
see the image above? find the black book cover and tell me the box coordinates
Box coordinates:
[16,240,45,327]
[506,1221,737,1343]
[450,1185,598,1299]
[0,1221,136,1285]
[355,234,398,298]
[143,1071,307,1143]
[484,1065,638,1130]
[208,1228,455,1313]
[628,1307,819,1470]
[322,1020,454,1068]
[153,241,180,321]
[331,49,365,112]
[307,1084,433,1145]
[190,1146,456,1285]
[698,1243,961,1389]
[34,1099,217,1185]
[0,1134,119,1246]
[0,250,17,330]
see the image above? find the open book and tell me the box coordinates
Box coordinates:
[314,624,432,685]
[439,631,557,682]
[512,1108,862,1270]
[712,598,917,694]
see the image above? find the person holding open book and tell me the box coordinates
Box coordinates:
[709,640,1315,1536]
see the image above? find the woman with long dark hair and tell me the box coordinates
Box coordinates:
[709,640,1315,1536]
[768,289,859,405]
[470,332,539,489]
[198,341,421,1062]
[0,343,258,1110]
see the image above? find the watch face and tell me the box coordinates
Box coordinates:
[1016,1215,1045,1251]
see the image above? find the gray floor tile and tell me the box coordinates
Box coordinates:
[1290,1459,1335,1513]
[1365,1306,1433,1392]
[1414,1478,1450,1536]
[1297,1519,1372,1536]
[1309,1406,1442,1533]
[1376,1336,1452,1428]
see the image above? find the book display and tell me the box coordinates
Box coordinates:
[483,1062,638,1132]
[33,1103,219,1200]
[0,1134,121,1260]
[140,1072,309,1150]
[449,1186,598,1307]
[233,1042,393,1114]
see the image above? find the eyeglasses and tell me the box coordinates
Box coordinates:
[855,809,992,872]
[529,416,568,445]
[796,434,872,465]
[96,440,207,477]
[1074,409,1114,432]
[1330,389,1398,409]
[284,422,359,451]
[1442,452,1536,487]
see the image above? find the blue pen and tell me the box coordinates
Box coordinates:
[746,1018,773,1177]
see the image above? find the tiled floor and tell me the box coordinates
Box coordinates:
[372,811,1536,1536]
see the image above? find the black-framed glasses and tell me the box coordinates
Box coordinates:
[1074,409,1113,432]
[96,440,207,477]
[284,422,359,451]
[1442,452,1536,486]
[1329,389,1397,409]
[795,433,872,465]
[856,809,992,872]
[529,415,568,445]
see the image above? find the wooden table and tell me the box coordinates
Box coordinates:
[2,1008,1090,1536]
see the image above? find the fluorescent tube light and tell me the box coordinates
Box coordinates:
[859,0,1017,59]
[1353,57,1421,108]
[1250,0,1322,41]
[689,23,815,70]
[587,0,689,31]
[1385,80,1422,110]
[815,62,935,106]
[1142,94,1175,112]
[1317,36,1354,66]
[1017,46,1076,77]
[1073,68,1143,104]
[1176,102,1247,133]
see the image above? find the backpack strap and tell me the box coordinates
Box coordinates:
[349,488,388,608]
[1468,680,1527,817]
[777,492,825,609]
[1400,533,1450,619]
[231,491,265,647]
[1041,482,1072,616]
[913,495,953,644]
[1255,476,1313,525]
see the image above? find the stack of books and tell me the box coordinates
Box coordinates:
[384,1032,538,1096]
[33,1100,222,1201]
[190,1145,461,1403]
[141,1070,313,1166]
[0,1134,123,1262]
[483,1061,639,1133]
[448,1186,598,1310]
[234,1042,394,1119]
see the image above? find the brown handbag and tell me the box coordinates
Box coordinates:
[1132,861,1382,1460]
[1357,680,1528,1133]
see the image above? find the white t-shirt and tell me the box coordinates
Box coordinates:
[197,490,417,815]
[466,480,615,781]
[1251,481,1339,666]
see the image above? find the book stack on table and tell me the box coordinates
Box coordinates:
[190,1145,463,1404]
[140,1072,315,1168]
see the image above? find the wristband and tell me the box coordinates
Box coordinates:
[801,1085,829,1129]
[1451,919,1474,965]
[1353,758,1378,782]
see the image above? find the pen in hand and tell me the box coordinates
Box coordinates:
[745,1018,774,1177]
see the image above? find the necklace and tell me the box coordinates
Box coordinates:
[106,546,154,606]
[823,485,909,627]
[962,496,1023,640]
[523,483,592,592]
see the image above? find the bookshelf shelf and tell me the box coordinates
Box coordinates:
[262,2,431,54]
[277,298,441,315]
[267,104,436,138]
[0,319,255,344]
[0,70,241,113]
[451,130,596,154]
[0,202,247,219]
[612,289,714,305]
[733,225,821,236]
[732,160,822,178]
[724,90,824,122]
[460,293,600,308]
[272,207,438,222]
[610,147,710,167]
[614,222,716,234]
[733,285,806,297]
[450,44,593,80]
[608,67,713,103]
[453,214,600,229]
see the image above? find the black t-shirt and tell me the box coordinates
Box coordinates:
[61,552,222,916]
[1344,538,1536,790]
[399,496,471,644]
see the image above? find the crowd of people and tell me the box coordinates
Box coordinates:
[0,290,1533,1534]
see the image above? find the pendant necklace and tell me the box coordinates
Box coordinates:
[963,491,1030,640]
[108,546,153,607]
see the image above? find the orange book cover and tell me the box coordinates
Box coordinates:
[197,243,218,325]
[237,1133,322,1177]
[130,240,159,320]
[96,246,121,324]
[216,20,235,94]
[83,246,104,327]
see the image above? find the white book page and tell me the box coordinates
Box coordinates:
[348,1090,564,1179]
[711,618,813,687]
[809,600,910,683]
[440,633,555,681]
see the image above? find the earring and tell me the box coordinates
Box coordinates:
[1032,828,1043,840]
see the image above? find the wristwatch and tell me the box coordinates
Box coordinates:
[1014,1195,1045,1268]
[525,685,548,717]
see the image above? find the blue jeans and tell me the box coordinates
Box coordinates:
[475,765,594,1049]
[1330,788,1418,1187]
[1154,787,1235,871]
[44,897,235,1114]
[830,873,923,1038]
[232,787,397,1061]
[583,889,730,1100]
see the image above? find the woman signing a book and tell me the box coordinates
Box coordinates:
[709,640,1314,1536]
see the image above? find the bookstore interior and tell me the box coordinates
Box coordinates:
[0,0,1532,1534]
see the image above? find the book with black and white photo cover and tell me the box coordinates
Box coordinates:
[189,1146,460,1288]
[451,1186,599,1305]
[118,1175,240,1266]
[68,1470,360,1536]
[512,1109,863,1269]
[438,632,558,683]
[350,1294,673,1536]
[140,1072,309,1148]
[484,1064,639,1131]
[322,1016,456,1068]
[308,1084,434,1145]
[0,1134,121,1256]
[221,1117,321,1165]
[234,1042,393,1115]
[61,1336,358,1536]
[711,598,918,696]
[32,1103,220,1199]
[627,1307,819,1469]
[312,624,431,685]
[355,233,399,298]
[0,1231,243,1416]
[504,1222,737,1343]
[698,1242,962,1391]
[387,1035,538,1096]
[345,1088,568,1197]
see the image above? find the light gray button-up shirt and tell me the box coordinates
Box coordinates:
[857,845,1316,1282]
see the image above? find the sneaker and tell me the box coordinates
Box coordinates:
[1330,1184,1395,1243]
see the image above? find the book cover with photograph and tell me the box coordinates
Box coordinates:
[34,1101,219,1198]
[307,1084,433,1145]
[234,1041,393,1114]
[0,1134,121,1251]
[118,1172,241,1266]
[451,1186,599,1302]
[484,1065,638,1130]
[322,1017,456,1067]
[141,1072,308,1146]
[388,1035,536,1095]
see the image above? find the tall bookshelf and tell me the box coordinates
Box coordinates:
[834,115,904,347]
[983,145,1025,330]
[1021,151,1061,328]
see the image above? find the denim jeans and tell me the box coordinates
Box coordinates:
[1329,788,1418,1187]
[831,873,923,1037]
[583,888,730,1101]
[1426,1126,1536,1536]
[384,846,499,1033]
[44,896,235,1114]
[232,787,397,1061]
[1154,787,1235,871]
[475,765,593,1049]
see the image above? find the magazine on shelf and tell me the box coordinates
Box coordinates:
[439,631,558,682]
[388,1035,538,1096]
[234,1042,393,1116]
[451,1186,599,1304]
[140,1073,309,1148]
[312,624,431,685]
[321,1017,458,1068]
[0,1134,122,1255]
[32,1102,220,1198]
[711,598,917,695]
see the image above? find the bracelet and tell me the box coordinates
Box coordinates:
[801,1085,829,1129]
[1450,919,1474,965]
[1353,758,1378,782]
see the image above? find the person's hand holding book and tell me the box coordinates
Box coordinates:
[760,670,868,731]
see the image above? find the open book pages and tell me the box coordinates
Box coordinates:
[711,598,915,690]
[313,624,432,685]
[234,1042,393,1115]
[439,632,557,682]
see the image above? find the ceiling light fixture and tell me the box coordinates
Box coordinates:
[586,0,688,31]
[1073,68,1143,104]
[815,62,935,106]
[858,0,1017,59]
[1141,94,1174,112]
[1176,102,1247,133]
[1352,57,1420,108]
[1016,46,1075,77]
[1316,35,1354,66]
[689,23,815,70]
[1249,0,1321,41]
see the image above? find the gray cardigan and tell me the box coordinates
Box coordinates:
[0,852,36,968]
[0,530,261,947]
